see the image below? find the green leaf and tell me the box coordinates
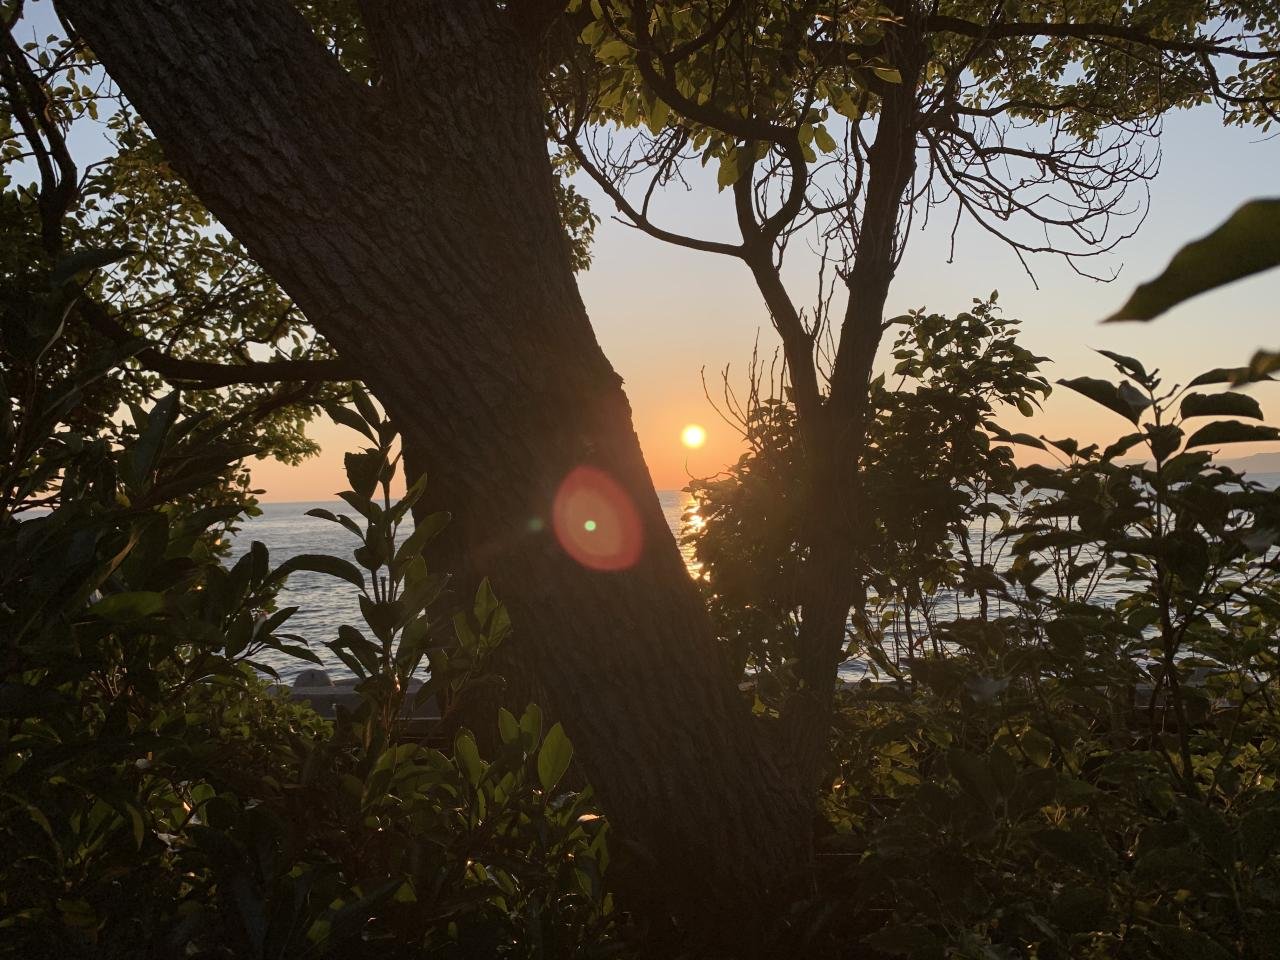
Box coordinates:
[497,707,520,746]
[1096,349,1148,381]
[830,88,863,121]
[1145,424,1184,462]
[1106,198,1280,322]
[647,96,670,131]
[1241,349,1280,383]
[474,578,508,638]
[89,591,164,622]
[330,624,380,675]
[360,594,403,638]
[537,722,573,795]
[872,66,902,84]
[1187,366,1275,388]
[1007,432,1044,449]
[520,704,543,749]
[1057,377,1143,424]
[393,510,450,566]
[305,507,363,538]
[125,391,180,489]
[716,148,741,191]
[595,38,631,61]
[1179,391,1263,420]
[1239,526,1280,553]
[989,423,1045,450]
[1051,887,1109,936]
[813,124,837,153]
[1164,450,1212,482]
[344,450,382,500]
[453,729,485,786]
[1019,728,1054,768]
[337,490,380,522]
[1185,420,1280,449]
[1102,431,1145,461]
[351,387,380,429]
[125,802,146,848]
[1119,381,1153,417]
[1177,798,1234,868]
[272,553,366,591]
[326,402,376,442]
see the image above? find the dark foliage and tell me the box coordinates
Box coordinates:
[688,311,1280,958]
[0,255,613,958]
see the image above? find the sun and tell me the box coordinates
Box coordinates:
[681,424,707,449]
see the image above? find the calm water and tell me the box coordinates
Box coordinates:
[230,476,1280,684]
[227,492,696,682]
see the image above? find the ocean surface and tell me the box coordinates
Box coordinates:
[227,492,697,683]
[229,476,1280,684]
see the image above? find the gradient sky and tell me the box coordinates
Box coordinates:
[252,105,1279,500]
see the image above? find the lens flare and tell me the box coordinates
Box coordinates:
[552,466,643,571]
[681,424,707,449]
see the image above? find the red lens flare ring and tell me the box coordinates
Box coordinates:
[552,466,644,572]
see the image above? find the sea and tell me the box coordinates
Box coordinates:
[227,491,697,683]
[228,477,1280,684]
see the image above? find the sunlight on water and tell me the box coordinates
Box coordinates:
[231,477,1280,684]
[677,496,703,577]
[228,491,697,683]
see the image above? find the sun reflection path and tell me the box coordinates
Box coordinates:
[680,500,705,577]
[552,466,644,571]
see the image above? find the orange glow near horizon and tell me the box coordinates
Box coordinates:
[245,108,1280,503]
[246,397,1280,504]
[681,423,707,449]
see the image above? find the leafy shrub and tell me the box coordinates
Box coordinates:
[689,312,1280,958]
[688,298,1050,699]
[1,256,615,958]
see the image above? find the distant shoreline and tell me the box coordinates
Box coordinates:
[251,491,693,506]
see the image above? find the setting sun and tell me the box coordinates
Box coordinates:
[681,424,707,449]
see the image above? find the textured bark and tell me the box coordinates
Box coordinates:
[59,0,808,920]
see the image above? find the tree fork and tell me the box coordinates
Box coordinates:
[784,9,928,784]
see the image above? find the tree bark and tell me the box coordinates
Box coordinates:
[59,0,808,922]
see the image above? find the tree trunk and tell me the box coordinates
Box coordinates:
[60,0,809,920]
[784,10,926,784]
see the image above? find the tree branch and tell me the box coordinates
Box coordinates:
[564,132,744,257]
[80,296,350,386]
[621,1,796,144]
[1,21,78,253]
[926,15,1280,60]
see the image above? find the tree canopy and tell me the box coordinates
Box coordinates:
[4,0,1279,944]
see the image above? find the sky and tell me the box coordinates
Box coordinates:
[10,3,1279,501]
[253,105,1280,500]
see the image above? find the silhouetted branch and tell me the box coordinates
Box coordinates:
[81,297,350,386]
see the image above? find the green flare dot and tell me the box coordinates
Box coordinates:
[584,520,597,532]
